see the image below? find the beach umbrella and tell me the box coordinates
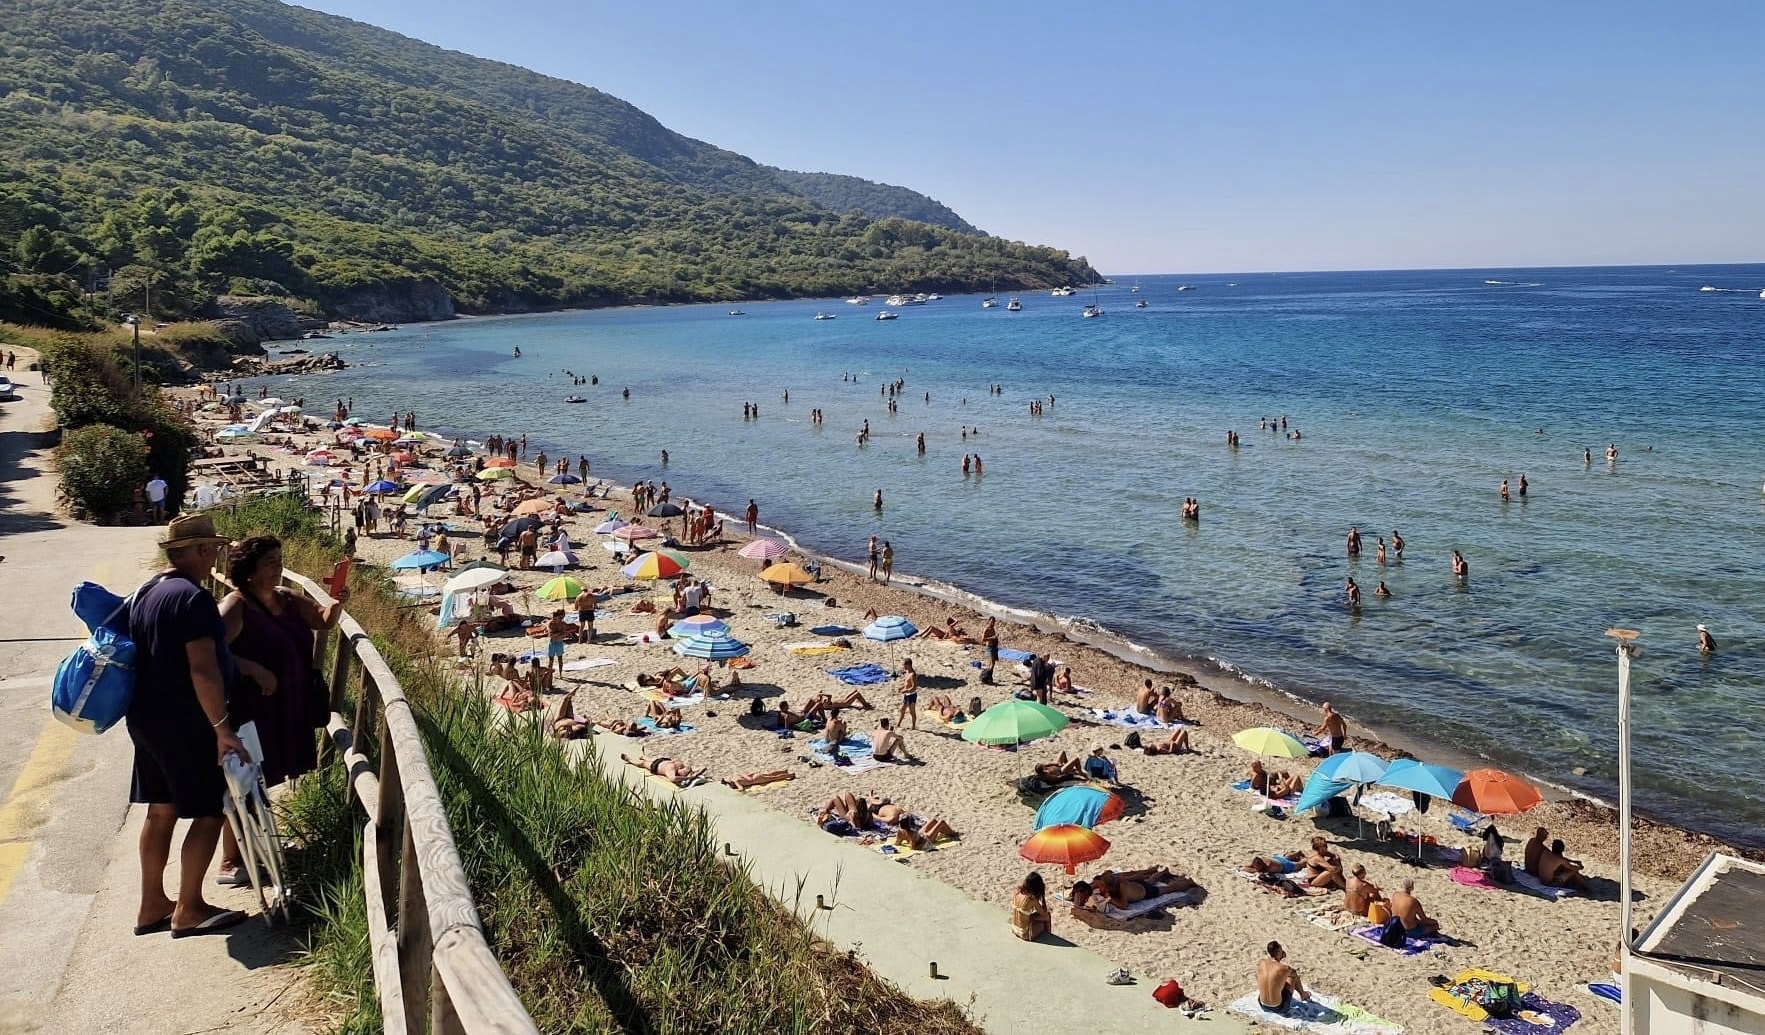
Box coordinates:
[646,502,685,518]
[1294,770,1356,816]
[612,524,662,543]
[221,394,247,405]
[365,480,400,495]
[255,397,287,408]
[216,428,257,442]
[276,405,303,415]
[593,517,628,534]
[547,473,582,484]
[1316,751,1390,785]
[390,549,450,572]
[447,444,473,458]
[1452,769,1542,815]
[863,616,917,642]
[513,499,554,517]
[673,629,751,661]
[401,484,430,505]
[1019,824,1110,875]
[537,576,585,601]
[390,451,416,464]
[342,417,371,426]
[1034,785,1125,831]
[622,551,688,580]
[961,699,1069,746]
[737,538,790,561]
[535,550,575,571]
[485,457,517,468]
[669,614,729,639]
[442,567,506,596]
[395,432,430,443]
[364,427,399,441]
[453,558,507,575]
[304,452,334,466]
[1232,727,1310,759]
[476,467,515,481]
[1377,759,1464,800]
[758,563,813,591]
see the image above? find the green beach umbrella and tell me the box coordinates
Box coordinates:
[537,576,585,601]
[961,700,1069,746]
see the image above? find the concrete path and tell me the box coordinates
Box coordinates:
[575,732,1243,1034]
[0,353,322,1034]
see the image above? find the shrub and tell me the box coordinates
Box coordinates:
[57,423,149,521]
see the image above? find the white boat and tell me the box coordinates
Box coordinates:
[925,293,941,301]
[1699,286,1719,293]
[564,396,586,404]
[1006,297,1022,311]
[886,294,910,307]
[1176,284,1196,292]
[846,296,869,305]
[875,311,898,321]
[1759,289,1765,299]
[981,297,998,308]
[1135,299,1148,308]
[1082,304,1104,318]
[1131,281,1141,293]
[1051,286,1075,297]
[814,312,837,320]
[729,309,746,315]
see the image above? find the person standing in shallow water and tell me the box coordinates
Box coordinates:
[1451,549,1469,583]
[1346,527,1361,557]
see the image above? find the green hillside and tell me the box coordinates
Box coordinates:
[0,0,1090,327]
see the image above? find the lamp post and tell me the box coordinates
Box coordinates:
[1606,626,1640,1035]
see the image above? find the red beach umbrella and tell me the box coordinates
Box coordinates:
[1452,769,1543,815]
[1019,824,1110,875]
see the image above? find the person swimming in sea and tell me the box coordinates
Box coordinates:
[1451,549,1469,582]
[1375,581,1391,599]
[1391,529,1405,561]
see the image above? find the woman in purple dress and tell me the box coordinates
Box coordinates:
[217,536,349,884]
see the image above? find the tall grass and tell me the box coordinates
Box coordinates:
[216,494,981,1034]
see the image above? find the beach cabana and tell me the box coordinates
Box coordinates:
[1034,785,1124,831]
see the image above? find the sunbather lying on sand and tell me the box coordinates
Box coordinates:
[620,753,707,787]
[926,693,982,723]
[893,814,958,849]
[638,665,715,697]
[643,701,684,729]
[816,791,879,832]
[1243,853,1304,877]
[776,699,819,729]
[722,770,792,790]
[1035,751,1086,784]
[919,617,976,643]
[1249,760,1303,798]
[809,690,874,714]
[592,717,644,737]
[1132,728,1195,755]
[1071,866,1196,910]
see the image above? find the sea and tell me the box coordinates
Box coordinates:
[282,265,1765,846]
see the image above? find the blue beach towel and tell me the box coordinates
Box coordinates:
[828,662,890,685]
[1588,983,1621,1005]
[636,717,695,735]
[997,648,1033,662]
[1089,707,1190,730]
[811,625,856,636]
[1351,923,1448,955]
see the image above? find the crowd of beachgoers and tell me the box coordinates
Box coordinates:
[175,378,1743,1034]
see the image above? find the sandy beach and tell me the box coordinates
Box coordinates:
[184,391,1745,1034]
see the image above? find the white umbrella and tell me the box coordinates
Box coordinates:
[442,567,506,596]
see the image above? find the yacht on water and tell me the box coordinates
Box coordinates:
[875,310,898,320]
[814,312,838,320]
[1051,286,1076,297]
[846,296,870,305]
[925,293,941,301]
[981,297,998,308]
[1699,286,1719,292]
[1135,298,1149,308]
[1082,304,1104,318]
[1006,297,1022,311]
[1176,284,1196,292]
[728,309,746,316]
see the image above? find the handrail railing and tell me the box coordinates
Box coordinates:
[211,567,537,1034]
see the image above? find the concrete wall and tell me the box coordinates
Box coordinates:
[1633,969,1765,1035]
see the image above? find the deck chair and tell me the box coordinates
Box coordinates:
[222,723,291,926]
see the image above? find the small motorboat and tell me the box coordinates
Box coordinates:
[1135,299,1148,308]
[729,309,747,316]
[1082,304,1104,318]
[1176,284,1196,292]
[564,396,586,404]
[875,311,899,321]
[814,312,837,320]
[981,297,998,308]
[1006,297,1022,311]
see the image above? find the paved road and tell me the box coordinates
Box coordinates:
[0,355,322,1034]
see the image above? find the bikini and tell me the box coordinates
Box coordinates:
[647,757,671,775]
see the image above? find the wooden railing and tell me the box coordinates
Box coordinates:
[215,568,537,1034]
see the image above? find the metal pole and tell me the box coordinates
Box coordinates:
[1607,627,1639,1035]
[132,319,141,391]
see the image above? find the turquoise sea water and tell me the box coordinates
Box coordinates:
[287,265,1765,845]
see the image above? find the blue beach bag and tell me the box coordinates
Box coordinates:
[51,578,158,734]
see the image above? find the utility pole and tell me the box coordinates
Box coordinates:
[1606,626,1639,1035]
[130,314,142,392]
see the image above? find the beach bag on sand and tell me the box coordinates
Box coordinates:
[1483,981,1523,1019]
[1378,917,1407,948]
[52,578,161,734]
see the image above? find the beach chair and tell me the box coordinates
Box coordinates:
[221,724,290,926]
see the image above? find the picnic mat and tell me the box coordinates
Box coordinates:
[636,716,695,735]
[1351,923,1447,956]
[1449,866,1577,901]
[1227,992,1404,1034]
[827,662,890,685]
[809,733,893,772]
[562,657,616,672]
[1485,995,1580,1035]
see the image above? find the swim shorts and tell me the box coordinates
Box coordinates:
[547,640,565,658]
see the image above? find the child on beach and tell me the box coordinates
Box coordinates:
[895,658,919,730]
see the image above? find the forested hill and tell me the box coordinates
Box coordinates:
[0,0,1091,327]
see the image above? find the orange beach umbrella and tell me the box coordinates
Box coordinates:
[1452,769,1542,815]
[1019,824,1110,875]
[485,457,517,468]
[759,562,815,587]
[364,427,399,441]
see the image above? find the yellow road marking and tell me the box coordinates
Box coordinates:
[0,558,114,907]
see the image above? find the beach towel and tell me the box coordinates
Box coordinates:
[1449,811,1489,833]
[641,690,706,706]
[1305,905,1365,932]
[997,648,1034,662]
[1429,969,1532,1023]
[810,625,855,636]
[732,777,794,793]
[646,772,706,791]
[1227,992,1404,1034]
[1351,923,1447,955]
[809,733,893,772]
[1359,791,1417,817]
[1485,995,1580,1034]
[1585,983,1620,1005]
[787,644,848,657]
[562,657,616,672]
[828,662,890,685]
[878,833,958,861]
[1088,707,1191,730]
[1449,866,1577,901]
[636,716,695,735]
[1066,889,1193,919]
[1235,868,1327,898]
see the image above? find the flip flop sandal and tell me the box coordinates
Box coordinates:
[171,909,249,938]
[132,914,174,936]
[215,867,252,887]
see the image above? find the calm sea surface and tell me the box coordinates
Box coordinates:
[288,265,1765,845]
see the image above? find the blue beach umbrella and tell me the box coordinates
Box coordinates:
[669,614,729,639]
[1034,785,1124,831]
[863,615,918,673]
[1294,770,1355,816]
[673,629,751,661]
[390,549,450,571]
[365,480,400,495]
[1316,751,1390,786]
[548,473,582,485]
[1377,759,1464,800]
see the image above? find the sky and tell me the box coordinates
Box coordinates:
[295,0,1764,274]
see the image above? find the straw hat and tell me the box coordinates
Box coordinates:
[159,513,229,549]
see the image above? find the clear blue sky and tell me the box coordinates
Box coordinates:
[297,0,1763,274]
